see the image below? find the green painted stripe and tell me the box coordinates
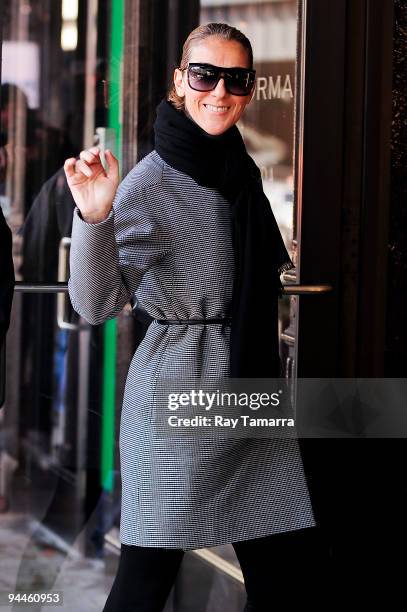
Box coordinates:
[101,319,117,491]
[101,0,124,492]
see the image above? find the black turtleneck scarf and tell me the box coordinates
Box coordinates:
[153,98,294,378]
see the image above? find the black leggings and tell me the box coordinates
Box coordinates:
[102,526,330,611]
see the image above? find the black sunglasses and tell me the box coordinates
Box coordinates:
[184,62,256,96]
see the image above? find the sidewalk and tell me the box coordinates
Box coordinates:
[0,511,112,611]
[0,470,245,612]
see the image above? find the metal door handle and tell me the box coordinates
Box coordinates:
[57,237,78,330]
[281,269,332,295]
[281,284,332,295]
[14,282,68,292]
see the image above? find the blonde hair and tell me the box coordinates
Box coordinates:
[167,22,254,111]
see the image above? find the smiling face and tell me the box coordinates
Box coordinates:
[173,36,255,136]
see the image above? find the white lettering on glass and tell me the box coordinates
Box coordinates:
[255,75,293,100]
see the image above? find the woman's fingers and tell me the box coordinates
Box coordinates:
[64,157,92,179]
[64,148,117,183]
[75,159,93,178]
[64,158,77,179]
[79,147,101,164]
[105,150,119,182]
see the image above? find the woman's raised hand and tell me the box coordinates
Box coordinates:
[64,147,120,224]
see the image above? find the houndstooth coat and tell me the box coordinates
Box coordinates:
[68,150,317,550]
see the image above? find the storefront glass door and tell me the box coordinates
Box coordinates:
[1,1,309,609]
[1,1,123,607]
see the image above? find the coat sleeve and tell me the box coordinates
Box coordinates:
[68,180,171,326]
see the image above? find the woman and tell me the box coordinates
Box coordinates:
[65,22,326,612]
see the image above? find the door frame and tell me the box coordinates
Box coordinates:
[295,0,394,377]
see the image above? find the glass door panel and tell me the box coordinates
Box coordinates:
[0,1,121,607]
